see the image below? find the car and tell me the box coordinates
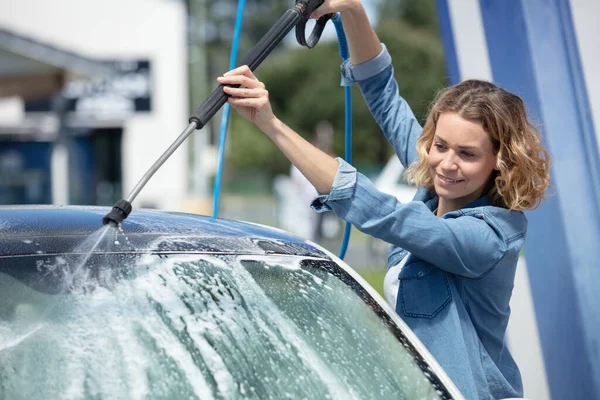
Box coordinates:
[373,156,419,205]
[273,173,344,242]
[0,205,463,399]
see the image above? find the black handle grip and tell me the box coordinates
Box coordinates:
[189,8,303,129]
[188,84,236,129]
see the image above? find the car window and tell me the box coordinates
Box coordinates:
[0,252,448,400]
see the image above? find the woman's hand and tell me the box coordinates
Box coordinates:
[217,65,276,130]
[310,0,362,19]
[218,69,338,195]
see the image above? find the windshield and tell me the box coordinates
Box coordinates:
[0,252,447,399]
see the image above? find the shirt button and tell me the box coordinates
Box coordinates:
[418,271,424,277]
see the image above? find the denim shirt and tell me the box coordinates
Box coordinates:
[311,45,525,400]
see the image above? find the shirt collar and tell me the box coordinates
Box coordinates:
[425,193,490,213]
[463,195,491,209]
[417,187,490,212]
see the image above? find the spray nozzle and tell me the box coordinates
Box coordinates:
[102,199,132,226]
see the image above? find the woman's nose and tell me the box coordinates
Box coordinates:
[440,153,458,170]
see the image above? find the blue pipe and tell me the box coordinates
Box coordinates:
[332,14,353,260]
[212,8,353,260]
[213,0,246,218]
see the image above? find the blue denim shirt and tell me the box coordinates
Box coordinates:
[311,45,525,400]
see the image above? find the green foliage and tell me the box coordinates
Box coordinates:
[226,11,448,181]
[357,269,386,297]
[400,0,440,34]
[187,0,290,137]
[188,0,448,190]
[375,0,440,33]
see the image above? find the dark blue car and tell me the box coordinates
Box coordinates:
[0,205,463,399]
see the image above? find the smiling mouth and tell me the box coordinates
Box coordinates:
[437,174,464,184]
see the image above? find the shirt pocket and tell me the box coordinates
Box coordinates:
[398,261,452,318]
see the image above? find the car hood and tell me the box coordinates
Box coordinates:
[0,206,329,258]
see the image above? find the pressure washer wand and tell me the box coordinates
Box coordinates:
[103,0,333,226]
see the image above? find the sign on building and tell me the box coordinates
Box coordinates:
[25,59,152,118]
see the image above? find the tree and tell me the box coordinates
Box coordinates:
[187,0,290,145]
[226,0,447,186]
[379,0,440,34]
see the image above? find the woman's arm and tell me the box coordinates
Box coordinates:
[317,166,525,278]
[264,118,339,195]
[217,66,338,195]
[313,1,422,167]
[218,67,520,277]
[311,0,382,65]
[357,64,423,167]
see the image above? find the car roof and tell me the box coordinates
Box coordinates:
[0,205,330,258]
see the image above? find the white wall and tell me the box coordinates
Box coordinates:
[570,0,600,156]
[0,97,24,124]
[0,0,188,211]
[506,258,551,400]
[447,0,492,81]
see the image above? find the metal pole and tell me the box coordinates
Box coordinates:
[126,122,197,203]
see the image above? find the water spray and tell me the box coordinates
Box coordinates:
[103,0,334,227]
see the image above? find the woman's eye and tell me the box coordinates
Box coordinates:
[434,143,445,150]
[461,151,475,158]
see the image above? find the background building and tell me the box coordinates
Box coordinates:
[0,0,190,211]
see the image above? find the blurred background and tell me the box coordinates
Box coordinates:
[0,0,441,263]
[0,0,599,399]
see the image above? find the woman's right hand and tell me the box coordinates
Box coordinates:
[217,65,277,131]
[310,0,362,19]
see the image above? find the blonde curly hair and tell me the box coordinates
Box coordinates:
[405,79,550,211]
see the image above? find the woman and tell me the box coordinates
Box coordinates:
[217,1,551,398]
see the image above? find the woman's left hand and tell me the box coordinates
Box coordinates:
[217,66,276,130]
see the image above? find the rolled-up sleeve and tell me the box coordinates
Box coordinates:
[311,158,357,212]
[340,44,392,86]
[340,43,421,168]
[311,158,519,278]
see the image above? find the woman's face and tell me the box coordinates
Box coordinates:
[428,112,497,211]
